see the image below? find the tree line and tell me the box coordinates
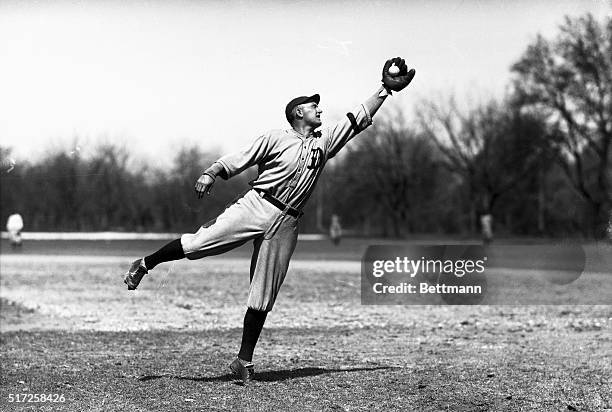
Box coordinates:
[1,13,610,238]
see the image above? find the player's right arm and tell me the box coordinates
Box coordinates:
[194,133,272,198]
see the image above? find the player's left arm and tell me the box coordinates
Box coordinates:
[195,133,273,198]
[325,57,415,158]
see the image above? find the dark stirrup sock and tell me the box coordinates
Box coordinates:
[238,308,269,362]
[143,238,185,270]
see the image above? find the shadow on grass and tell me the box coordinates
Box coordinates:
[138,366,396,383]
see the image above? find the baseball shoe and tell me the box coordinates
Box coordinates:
[124,258,148,290]
[229,357,255,384]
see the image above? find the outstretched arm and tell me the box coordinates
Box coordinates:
[364,85,391,118]
[325,57,415,158]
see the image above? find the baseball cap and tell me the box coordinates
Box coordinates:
[285,94,320,123]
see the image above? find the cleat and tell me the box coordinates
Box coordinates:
[124,258,148,290]
[229,357,255,384]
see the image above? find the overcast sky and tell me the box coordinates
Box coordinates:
[0,0,609,166]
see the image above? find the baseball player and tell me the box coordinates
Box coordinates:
[329,214,342,246]
[6,213,24,249]
[123,57,415,384]
[480,213,493,245]
[607,210,612,242]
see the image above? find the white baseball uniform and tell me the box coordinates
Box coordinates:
[181,103,372,311]
[6,213,24,246]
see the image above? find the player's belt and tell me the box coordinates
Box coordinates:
[255,190,302,218]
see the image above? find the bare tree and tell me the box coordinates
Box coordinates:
[511,13,612,237]
[418,98,549,234]
[329,109,441,237]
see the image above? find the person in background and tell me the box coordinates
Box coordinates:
[6,213,24,249]
[480,213,493,246]
[329,214,342,246]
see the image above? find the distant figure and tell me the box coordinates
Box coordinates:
[607,210,612,243]
[329,214,342,246]
[6,213,24,249]
[480,213,493,245]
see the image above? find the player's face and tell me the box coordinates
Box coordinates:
[301,102,322,128]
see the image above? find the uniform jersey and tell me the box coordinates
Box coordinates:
[216,104,372,210]
[6,213,24,232]
[181,101,373,311]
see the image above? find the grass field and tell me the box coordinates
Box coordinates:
[0,238,611,411]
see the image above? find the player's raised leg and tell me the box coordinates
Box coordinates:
[124,239,184,290]
[123,190,278,290]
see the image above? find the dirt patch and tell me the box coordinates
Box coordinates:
[1,324,610,411]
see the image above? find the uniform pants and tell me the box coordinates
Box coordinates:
[8,230,22,245]
[181,190,299,311]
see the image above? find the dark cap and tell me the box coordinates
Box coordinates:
[285,94,320,123]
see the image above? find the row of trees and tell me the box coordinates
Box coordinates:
[0,144,254,233]
[322,99,593,237]
[1,13,610,238]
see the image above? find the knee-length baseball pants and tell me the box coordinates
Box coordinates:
[180,189,299,312]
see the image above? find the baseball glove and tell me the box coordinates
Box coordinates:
[382,57,415,92]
